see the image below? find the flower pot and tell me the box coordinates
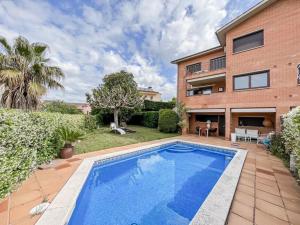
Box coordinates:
[60,145,74,159]
[263,118,273,127]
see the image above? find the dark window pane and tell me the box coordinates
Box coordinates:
[210,56,226,70]
[196,115,219,122]
[234,76,249,89]
[251,72,268,88]
[186,63,201,74]
[238,117,264,127]
[233,30,264,53]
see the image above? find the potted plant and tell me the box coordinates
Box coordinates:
[57,126,83,159]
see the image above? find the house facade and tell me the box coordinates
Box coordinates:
[139,87,162,101]
[172,0,300,140]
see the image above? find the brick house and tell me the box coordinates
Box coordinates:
[171,0,300,140]
[138,87,162,101]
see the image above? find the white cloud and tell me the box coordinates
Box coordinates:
[0,0,235,102]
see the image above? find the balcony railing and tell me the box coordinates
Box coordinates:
[186,87,225,97]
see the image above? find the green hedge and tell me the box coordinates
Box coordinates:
[158,109,179,133]
[143,100,175,111]
[142,111,159,128]
[282,107,300,176]
[0,109,85,199]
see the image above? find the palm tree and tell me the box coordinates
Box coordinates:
[0,36,64,110]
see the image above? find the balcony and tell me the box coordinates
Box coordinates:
[185,56,226,77]
[186,73,226,97]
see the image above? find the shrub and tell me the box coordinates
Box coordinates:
[143,100,175,111]
[0,109,85,199]
[158,109,179,133]
[142,111,159,128]
[84,115,97,130]
[128,112,143,125]
[42,100,83,114]
[269,134,289,161]
[282,107,300,176]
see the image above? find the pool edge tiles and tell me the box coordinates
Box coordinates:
[35,139,247,225]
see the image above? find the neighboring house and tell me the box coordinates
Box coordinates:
[139,87,162,101]
[70,103,91,114]
[172,0,300,140]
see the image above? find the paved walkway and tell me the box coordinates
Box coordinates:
[0,136,300,225]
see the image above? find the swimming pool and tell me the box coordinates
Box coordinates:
[36,140,246,225]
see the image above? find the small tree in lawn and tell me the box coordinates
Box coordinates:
[87,70,143,127]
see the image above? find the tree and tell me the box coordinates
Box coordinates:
[175,101,187,134]
[42,101,83,114]
[87,70,143,127]
[0,36,64,110]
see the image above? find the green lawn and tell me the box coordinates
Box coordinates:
[75,125,179,154]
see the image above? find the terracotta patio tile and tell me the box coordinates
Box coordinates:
[0,211,8,225]
[256,167,274,176]
[231,201,254,222]
[239,177,255,188]
[256,171,276,181]
[10,198,43,224]
[54,163,71,170]
[227,213,253,225]
[282,197,300,214]
[11,190,42,208]
[286,209,300,225]
[256,189,284,207]
[66,158,81,162]
[243,169,255,176]
[237,184,255,196]
[255,209,289,225]
[256,182,280,196]
[256,176,277,187]
[255,199,288,221]
[0,198,8,213]
[234,191,255,207]
[280,190,300,201]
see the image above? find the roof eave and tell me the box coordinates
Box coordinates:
[216,0,277,46]
[170,46,223,64]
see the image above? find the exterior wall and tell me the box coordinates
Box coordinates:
[140,91,161,101]
[177,0,300,139]
[231,113,276,135]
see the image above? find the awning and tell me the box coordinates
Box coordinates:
[187,108,225,113]
[187,73,225,85]
[231,108,276,113]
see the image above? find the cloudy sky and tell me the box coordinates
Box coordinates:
[0,0,261,103]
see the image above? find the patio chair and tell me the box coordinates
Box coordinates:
[110,122,126,135]
[246,129,259,143]
[235,128,246,141]
[257,132,275,149]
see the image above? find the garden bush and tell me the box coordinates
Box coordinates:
[142,111,159,128]
[282,107,300,176]
[143,100,175,111]
[0,109,85,199]
[128,112,143,125]
[158,109,179,133]
[84,115,97,130]
[269,133,289,162]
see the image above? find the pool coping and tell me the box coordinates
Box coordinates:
[35,139,247,225]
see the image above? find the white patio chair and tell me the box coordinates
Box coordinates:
[246,129,259,143]
[110,122,126,135]
[235,128,246,141]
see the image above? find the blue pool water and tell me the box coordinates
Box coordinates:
[68,142,235,225]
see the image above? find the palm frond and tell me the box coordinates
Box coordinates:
[0,36,12,54]
[28,81,47,97]
[13,36,33,60]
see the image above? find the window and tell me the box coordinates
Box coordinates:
[233,30,264,53]
[297,64,300,84]
[210,56,226,70]
[186,63,201,74]
[186,86,212,96]
[196,115,219,122]
[238,117,264,127]
[233,71,269,90]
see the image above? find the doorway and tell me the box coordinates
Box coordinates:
[218,115,225,136]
